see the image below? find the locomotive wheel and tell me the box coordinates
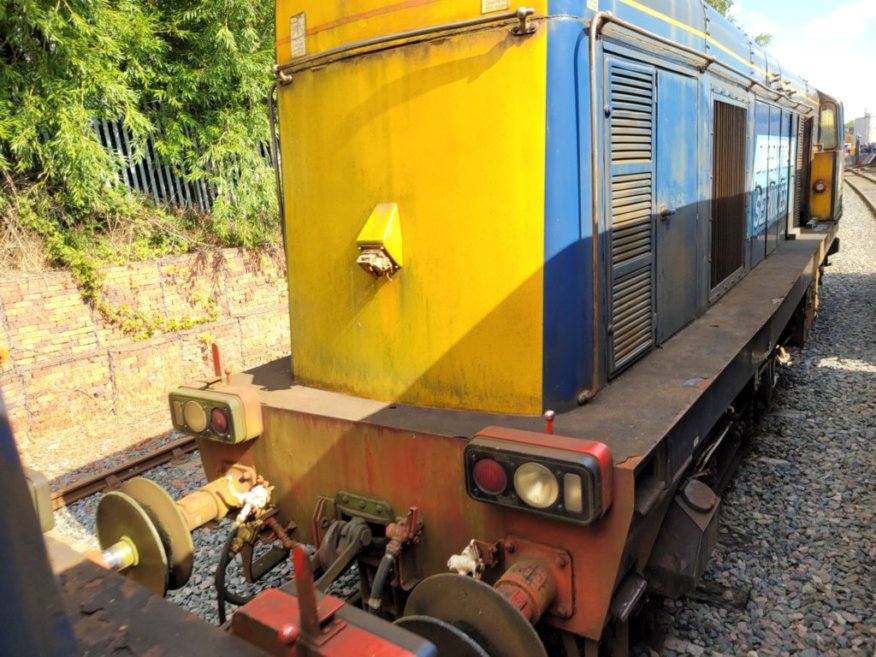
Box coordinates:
[402,573,548,657]
[395,616,489,657]
[96,491,169,596]
[121,477,194,590]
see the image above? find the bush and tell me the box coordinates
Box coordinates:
[0,0,277,246]
[0,0,278,336]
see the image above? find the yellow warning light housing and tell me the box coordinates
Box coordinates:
[356,202,403,279]
[168,385,262,444]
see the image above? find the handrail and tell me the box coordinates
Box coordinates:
[273,7,536,83]
[266,81,287,254]
[596,13,811,112]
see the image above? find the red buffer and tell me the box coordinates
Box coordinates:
[232,546,437,657]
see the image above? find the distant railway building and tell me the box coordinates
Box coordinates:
[853,112,876,145]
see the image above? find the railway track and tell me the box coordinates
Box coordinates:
[844,168,876,215]
[50,434,197,510]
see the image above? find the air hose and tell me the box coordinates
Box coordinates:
[367,552,395,615]
[215,522,255,625]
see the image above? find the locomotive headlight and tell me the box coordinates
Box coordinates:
[563,473,584,514]
[464,427,614,526]
[183,401,208,433]
[513,463,559,509]
[169,385,262,444]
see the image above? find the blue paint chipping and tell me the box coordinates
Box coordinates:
[542,17,594,410]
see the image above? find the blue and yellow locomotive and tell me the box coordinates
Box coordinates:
[92,1,843,655]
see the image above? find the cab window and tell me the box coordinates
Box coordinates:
[818,103,838,150]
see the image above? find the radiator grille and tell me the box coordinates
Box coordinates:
[611,266,654,364]
[794,117,813,225]
[608,63,655,374]
[610,69,654,163]
[710,101,747,289]
[611,172,653,266]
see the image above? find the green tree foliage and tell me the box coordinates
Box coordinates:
[705,0,733,15]
[704,0,772,48]
[0,0,276,246]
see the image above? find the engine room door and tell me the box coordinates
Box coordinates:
[655,69,698,344]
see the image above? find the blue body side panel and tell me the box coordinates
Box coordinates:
[766,104,782,255]
[607,0,706,50]
[655,69,699,343]
[750,101,770,267]
[543,17,594,409]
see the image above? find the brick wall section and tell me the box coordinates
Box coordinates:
[24,354,115,437]
[0,247,289,448]
[0,274,100,367]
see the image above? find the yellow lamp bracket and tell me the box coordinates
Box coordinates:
[356,202,403,280]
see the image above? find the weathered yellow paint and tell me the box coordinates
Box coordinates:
[275,10,547,414]
[275,1,549,64]
[810,151,834,220]
[357,202,403,269]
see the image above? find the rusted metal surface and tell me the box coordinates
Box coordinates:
[499,537,571,622]
[48,538,266,656]
[403,573,547,657]
[200,409,638,640]
[51,435,197,510]
[232,546,435,657]
[494,557,558,624]
[384,506,424,593]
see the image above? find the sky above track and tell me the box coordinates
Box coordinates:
[729,0,876,126]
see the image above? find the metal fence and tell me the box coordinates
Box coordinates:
[92,119,272,214]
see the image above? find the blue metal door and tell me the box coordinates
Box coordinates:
[777,110,792,241]
[766,105,782,255]
[750,101,770,267]
[655,69,698,343]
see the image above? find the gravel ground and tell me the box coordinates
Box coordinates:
[52,193,874,652]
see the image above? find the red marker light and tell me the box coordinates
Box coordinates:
[472,458,508,495]
[210,407,229,434]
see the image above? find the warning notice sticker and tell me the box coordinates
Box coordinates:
[482,0,510,13]
[291,12,306,58]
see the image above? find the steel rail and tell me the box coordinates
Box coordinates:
[848,169,876,186]
[50,435,198,511]
[844,174,876,218]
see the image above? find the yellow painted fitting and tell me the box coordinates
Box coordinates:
[356,202,403,278]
